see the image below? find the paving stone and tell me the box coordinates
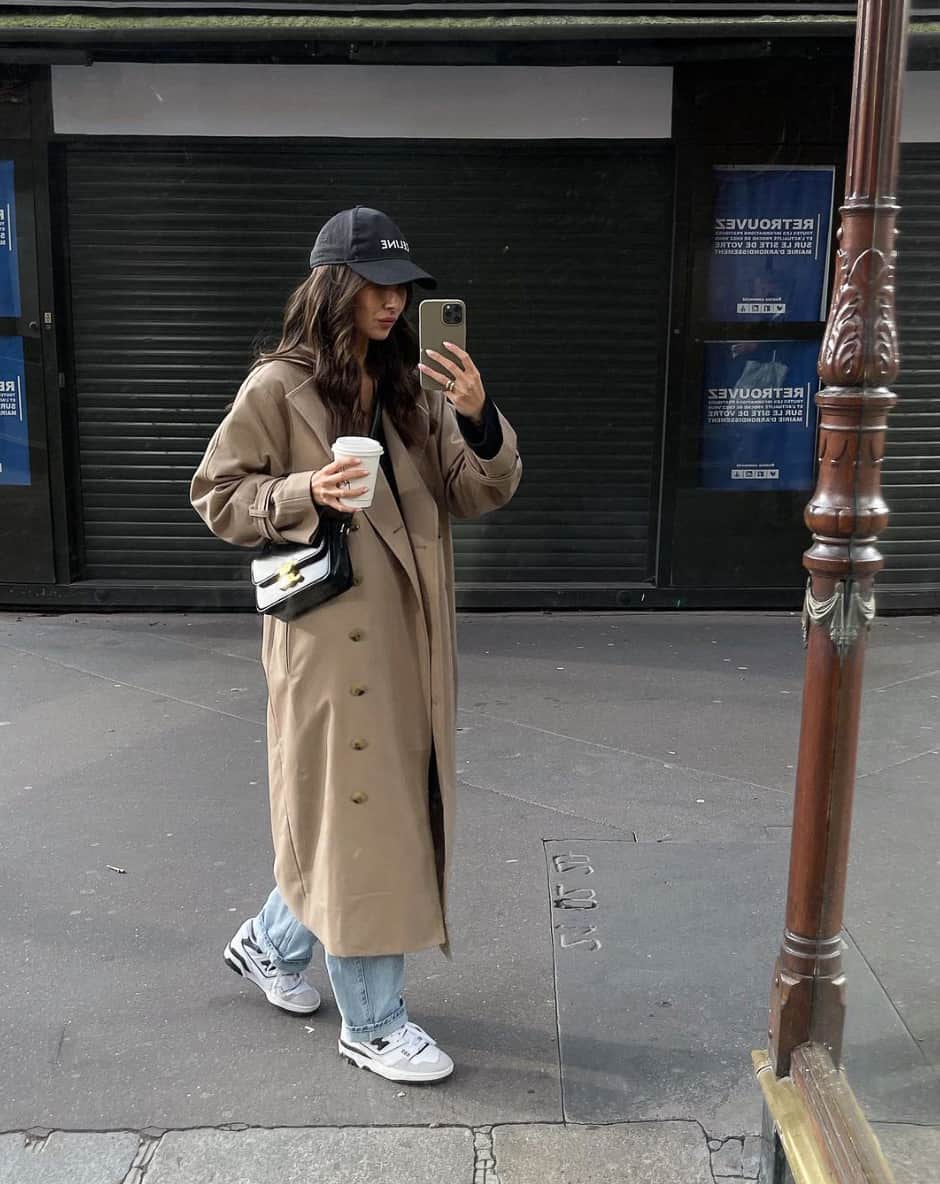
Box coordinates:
[146,1127,474,1184]
[549,840,787,1136]
[457,612,806,795]
[493,1122,711,1184]
[840,935,940,1124]
[873,1123,940,1184]
[549,835,937,1136]
[849,749,940,1059]
[457,715,791,843]
[858,667,940,777]
[710,1137,744,1175]
[742,1134,761,1178]
[0,1131,138,1184]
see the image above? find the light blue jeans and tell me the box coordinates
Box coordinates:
[254,887,408,1043]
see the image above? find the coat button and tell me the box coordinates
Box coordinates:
[350,738,369,751]
[350,791,368,805]
[348,629,363,642]
[353,576,363,587]
[350,522,360,532]
[350,684,367,697]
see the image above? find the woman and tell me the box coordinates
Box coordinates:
[190,207,521,1085]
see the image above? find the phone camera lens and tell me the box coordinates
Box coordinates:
[442,303,463,326]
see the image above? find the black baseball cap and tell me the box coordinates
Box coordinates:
[309,206,437,289]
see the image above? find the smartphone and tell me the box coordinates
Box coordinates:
[418,299,467,393]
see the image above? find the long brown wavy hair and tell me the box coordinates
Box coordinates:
[253,264,421,445]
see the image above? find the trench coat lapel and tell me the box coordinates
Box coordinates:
[286,374,331,453]
[361,465,422,606]
[363,410,438,606]
[288,378,435,605]
[379,408,438,547]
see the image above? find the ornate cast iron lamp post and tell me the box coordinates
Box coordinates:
[768,0,911,1078]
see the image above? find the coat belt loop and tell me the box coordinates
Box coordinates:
[250,478,284,545]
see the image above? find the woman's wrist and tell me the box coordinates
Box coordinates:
[456,394,503,460]
[462,394,486,426]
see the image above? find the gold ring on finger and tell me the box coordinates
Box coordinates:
[445,378,456,393]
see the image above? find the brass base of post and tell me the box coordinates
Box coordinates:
[753,1051,840,1184]
[768,930,847,1077]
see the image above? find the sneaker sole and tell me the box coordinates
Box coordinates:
[338,1039,454,1083]
[223,945,320,1016]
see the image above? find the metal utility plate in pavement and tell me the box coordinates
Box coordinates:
[547,840,939,1137]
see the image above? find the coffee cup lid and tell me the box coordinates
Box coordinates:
[333,436,384,456]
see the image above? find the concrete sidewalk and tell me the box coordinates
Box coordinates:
[1,611,937,1183]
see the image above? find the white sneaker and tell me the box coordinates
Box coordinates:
[223,919,321,1015]
[339,1021,454,1083]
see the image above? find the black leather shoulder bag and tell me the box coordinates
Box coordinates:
[250,394,381,622]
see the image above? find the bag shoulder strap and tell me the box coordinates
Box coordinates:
[369,379,383,439]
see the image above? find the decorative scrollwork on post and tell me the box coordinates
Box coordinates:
[801,578,877,658]
[820,237,899,388]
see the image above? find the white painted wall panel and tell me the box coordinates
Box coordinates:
[52,63,673,139]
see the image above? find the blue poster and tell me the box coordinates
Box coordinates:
[0,337,29,486]
[700,340,820,491]
[707,167,835,323]
[0,161,21,318]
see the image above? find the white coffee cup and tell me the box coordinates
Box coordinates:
[331,436,385,509]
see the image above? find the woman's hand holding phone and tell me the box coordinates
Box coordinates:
[418,343,487,425]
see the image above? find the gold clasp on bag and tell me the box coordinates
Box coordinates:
[277,560,303,591]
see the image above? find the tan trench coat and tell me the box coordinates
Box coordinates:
[191,360,521,957]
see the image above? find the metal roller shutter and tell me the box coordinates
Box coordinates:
[64,141,672,599]
[881,144,940,591]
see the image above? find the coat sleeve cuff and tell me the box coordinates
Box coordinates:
[466,408,519,483]
[456,395,503,460]
[266,470,321,544]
